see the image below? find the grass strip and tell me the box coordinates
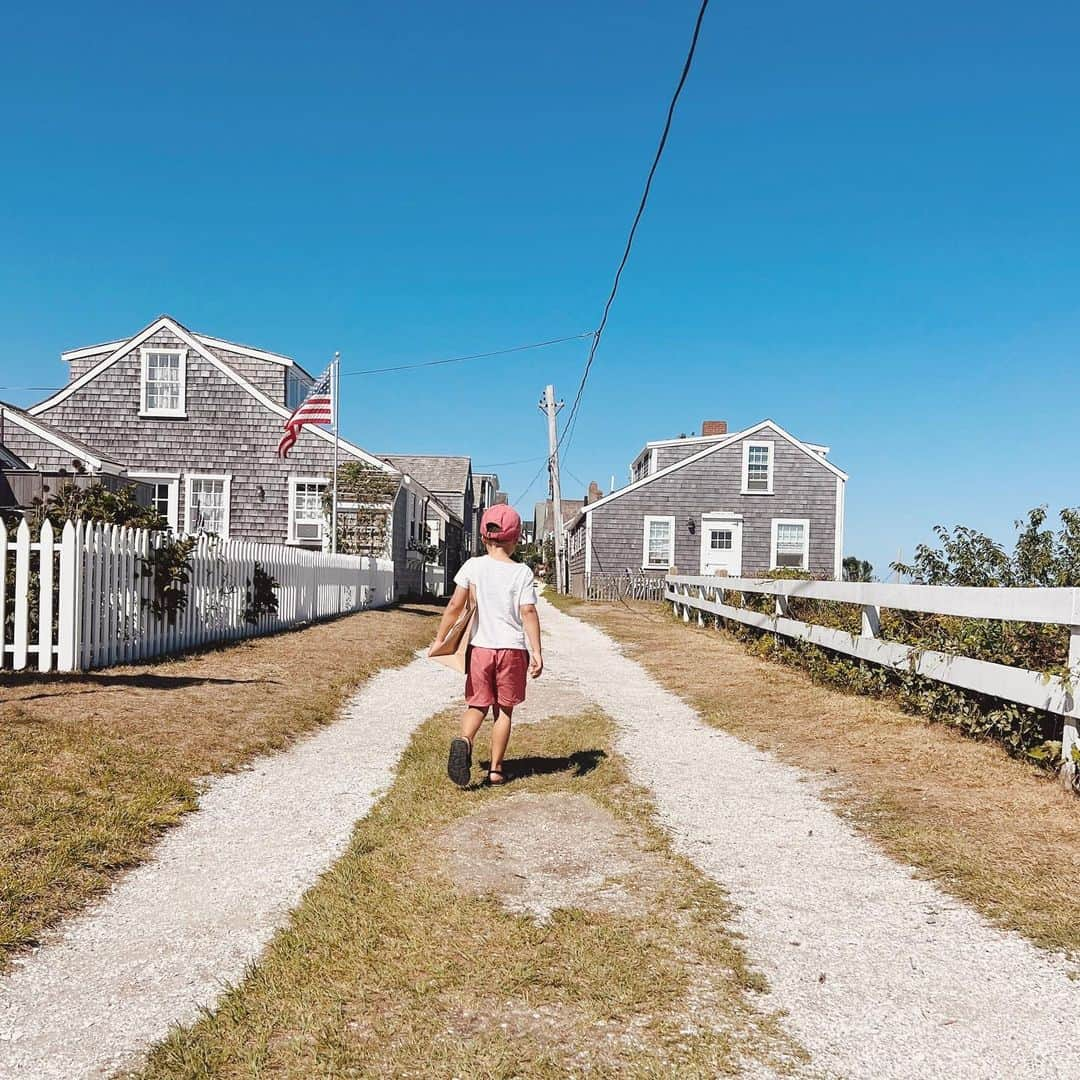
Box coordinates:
[0,603,441,964]
[557,597,1080,957]
[132,709,804,1079]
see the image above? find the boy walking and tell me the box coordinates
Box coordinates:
[430,504,543,787]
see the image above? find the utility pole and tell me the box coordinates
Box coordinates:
[539,385,566,592]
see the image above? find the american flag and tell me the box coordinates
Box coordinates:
[278,365,333,458]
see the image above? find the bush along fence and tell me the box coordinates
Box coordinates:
[1,517,395,673]
[665,574,1080,786]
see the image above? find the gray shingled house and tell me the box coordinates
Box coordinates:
[380,454,474,577]
[19,315,465,597]
[566,419,847,594]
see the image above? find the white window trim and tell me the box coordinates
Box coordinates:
[184,473,232,538]
[771,517,810,571]
[741,440,774,495]
[642,514,677,570]
[288,475,328,545]
[139,346,188,418]
[127,471,180,529]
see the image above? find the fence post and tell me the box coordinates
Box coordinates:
[775,593,790,618]
[1063,626,1080,789]
[0,520,7,670]
[13,518,31,670]
[37,520,55,672]
[861,604,881,638]
[696,584,705,626]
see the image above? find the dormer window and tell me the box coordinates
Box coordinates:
[140,347,187,417]
[741,440,774,494]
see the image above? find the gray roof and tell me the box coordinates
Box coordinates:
[0,401,126,469]
[381,454,471,495]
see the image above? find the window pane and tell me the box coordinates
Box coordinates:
[191,479,225,534]
[647,520,672,563]
[146,351,181,411]
[710,529,732,550]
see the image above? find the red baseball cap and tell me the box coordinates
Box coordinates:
[480,504,522,543]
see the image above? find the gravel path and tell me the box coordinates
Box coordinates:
[541,599,1080,1080]
[0,655,460,1080]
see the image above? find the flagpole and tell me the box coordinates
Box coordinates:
[331,351,340,555]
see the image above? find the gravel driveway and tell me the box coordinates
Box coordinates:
[0,655,461,1080]
[541,599,1080,1080]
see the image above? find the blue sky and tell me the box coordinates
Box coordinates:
[1,1,1077,575]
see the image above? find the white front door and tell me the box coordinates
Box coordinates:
[700,515,743,576]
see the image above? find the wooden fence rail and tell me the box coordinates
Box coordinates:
[1,518,395,673]
[665,573,1080,775]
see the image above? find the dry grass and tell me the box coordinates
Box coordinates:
[563,599,1080,956]
[132,710,805,1079]
[0,603,441,965]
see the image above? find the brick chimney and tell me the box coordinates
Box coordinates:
[587,480,603,504]
[701,420,727,436]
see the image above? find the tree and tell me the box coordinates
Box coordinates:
[892,506,1080,587]
[842,556,873,582]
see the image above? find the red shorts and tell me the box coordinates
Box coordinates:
[466,647,529,708]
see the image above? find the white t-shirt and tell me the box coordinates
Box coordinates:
[454,556,538,651]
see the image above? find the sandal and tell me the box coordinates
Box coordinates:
[486,768,507,786]
[447,737,472,788]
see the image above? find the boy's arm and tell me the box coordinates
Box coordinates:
[429,585,469,654]
[520,603,543,677]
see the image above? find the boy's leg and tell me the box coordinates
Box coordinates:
[489,704,513,781]
[460,707,487,743]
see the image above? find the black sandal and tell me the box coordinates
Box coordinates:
[486,768,506,786]
[447,737,472,788]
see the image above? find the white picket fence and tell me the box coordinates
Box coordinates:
[666,574,1080,772]
[1,518,395,673]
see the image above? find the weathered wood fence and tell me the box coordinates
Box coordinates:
[666,574,1080,773]
[1,518,395,673]
[584,573,667,602]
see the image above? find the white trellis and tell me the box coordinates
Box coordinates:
[666,573,1080,775]
[0,518,395,673]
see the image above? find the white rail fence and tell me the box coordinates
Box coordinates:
[1,518,395,673]
[666,574,1080,772]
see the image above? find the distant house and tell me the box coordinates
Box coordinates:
[566,419,847,593]
[473,471,511,545]
[381,454,474,579]
[16,315,465,597]
[533,482,602,543]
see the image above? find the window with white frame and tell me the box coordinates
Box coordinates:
[140,347,186,416]
[128,472,179,529]
[772,518,809,569]
[709,528,733,550]
[186,475,230,537]
[742,441,773,494]
[289,478,327,544]
[642,515,676,568]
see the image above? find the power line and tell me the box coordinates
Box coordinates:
[475,455,545,468]
[339,331,593,377]
[558,0,710,457]
[511,455,548,505]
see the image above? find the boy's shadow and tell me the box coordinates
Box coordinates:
[477,749,606,784]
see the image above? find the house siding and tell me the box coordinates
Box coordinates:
[654,442,717,470]
[581,429,840,579]
[0,423,82,472]
[33,327,387,545]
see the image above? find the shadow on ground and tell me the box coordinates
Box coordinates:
[478,749,607,783]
